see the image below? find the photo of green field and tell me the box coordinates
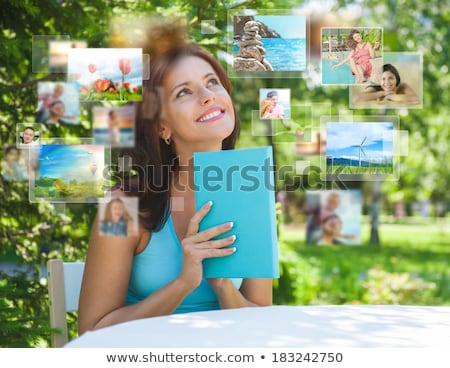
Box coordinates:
[326,122,394,176]
[32,144,105,202]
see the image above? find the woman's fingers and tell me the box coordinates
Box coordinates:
[196,234,236,250]
[185,200,213,236]
[183,236,236,259]
[186,221,234,244]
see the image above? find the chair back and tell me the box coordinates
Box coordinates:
[47,259,85,348]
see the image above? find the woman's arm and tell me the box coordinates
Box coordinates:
[384,83,420,104]
[78,202,236,334]
[209,278,272,309]
[331,50,354,70]
[366,42,376,58]
[78,216,188,334]
[353,86,390,104]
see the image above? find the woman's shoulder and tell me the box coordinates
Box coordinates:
[396,83,412,93]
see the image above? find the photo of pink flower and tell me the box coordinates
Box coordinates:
[68,48,143,102]
[118,58,131,75]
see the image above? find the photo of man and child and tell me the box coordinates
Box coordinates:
[305,190,361,245]
[36,82,80,125]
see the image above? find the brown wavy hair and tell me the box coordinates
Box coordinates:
[346,29,361,50]
[102,198,134,223]
[120,44,240,231]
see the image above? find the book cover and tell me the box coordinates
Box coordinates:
[193,146,280,278]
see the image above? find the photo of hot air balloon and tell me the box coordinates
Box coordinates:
[30,144,106,202]
[89,163,97,176]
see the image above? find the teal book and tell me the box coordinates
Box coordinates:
[193,146,279,278]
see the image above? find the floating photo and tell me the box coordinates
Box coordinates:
[296,131,326,156]
[326,122,393,175]
[259,88,290,119]
[37,82,80,125]
[67,48,143,102]
[305,190,362,246]
[98,196,138,237]
[49,40,87,74]
[17,123,41,148]
[350,52,422,108]
[31,144,106,202]
[93,104,135,147]
[233,14,307,72]
[1,144,34,182]
[321,27,382,85]
[32,35,70,73]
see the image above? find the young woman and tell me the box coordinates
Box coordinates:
[353,63,420,104]
[107,110,121,146]
[99,198,136,237]
[78,43,272,334]
[331,29,380,84]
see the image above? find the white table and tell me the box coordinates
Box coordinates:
[65,305,450,348]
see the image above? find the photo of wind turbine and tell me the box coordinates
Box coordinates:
[325,122,394,175]
[351,136,367,167]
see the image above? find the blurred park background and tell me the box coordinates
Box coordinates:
[0,0,449,347]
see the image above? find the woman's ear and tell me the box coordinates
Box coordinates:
[158,124,172,141]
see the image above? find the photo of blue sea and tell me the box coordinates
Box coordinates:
[234,38,306,71]
[93,127,134,147]
[233,14,307,72]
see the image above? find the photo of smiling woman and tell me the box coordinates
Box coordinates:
[352,63,420,105]
[78,24,272,334]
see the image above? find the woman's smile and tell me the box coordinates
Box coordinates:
[196,107,225,123]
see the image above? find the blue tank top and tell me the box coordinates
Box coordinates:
[126,215,242,314]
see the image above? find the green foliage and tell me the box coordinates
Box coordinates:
[274,242,321,305]
[0,270,51,347]
[1,0,449,347]
[361,267,436,304]
[274,222,450,306]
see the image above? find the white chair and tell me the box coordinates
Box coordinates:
[47,259,85,348]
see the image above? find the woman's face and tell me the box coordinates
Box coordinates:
[322,216,342,236]
[381,71,397,92]
[111,201,124,223]
[50,102,65,118]
[352,32,362,43]
[271,95,278,107]
[22,129,34,144]
[160,56,234,152]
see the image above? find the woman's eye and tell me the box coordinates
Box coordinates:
[176,88,191,98]
[207,78,220,87]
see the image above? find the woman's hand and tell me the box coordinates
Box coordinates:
[177,201,236,291]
